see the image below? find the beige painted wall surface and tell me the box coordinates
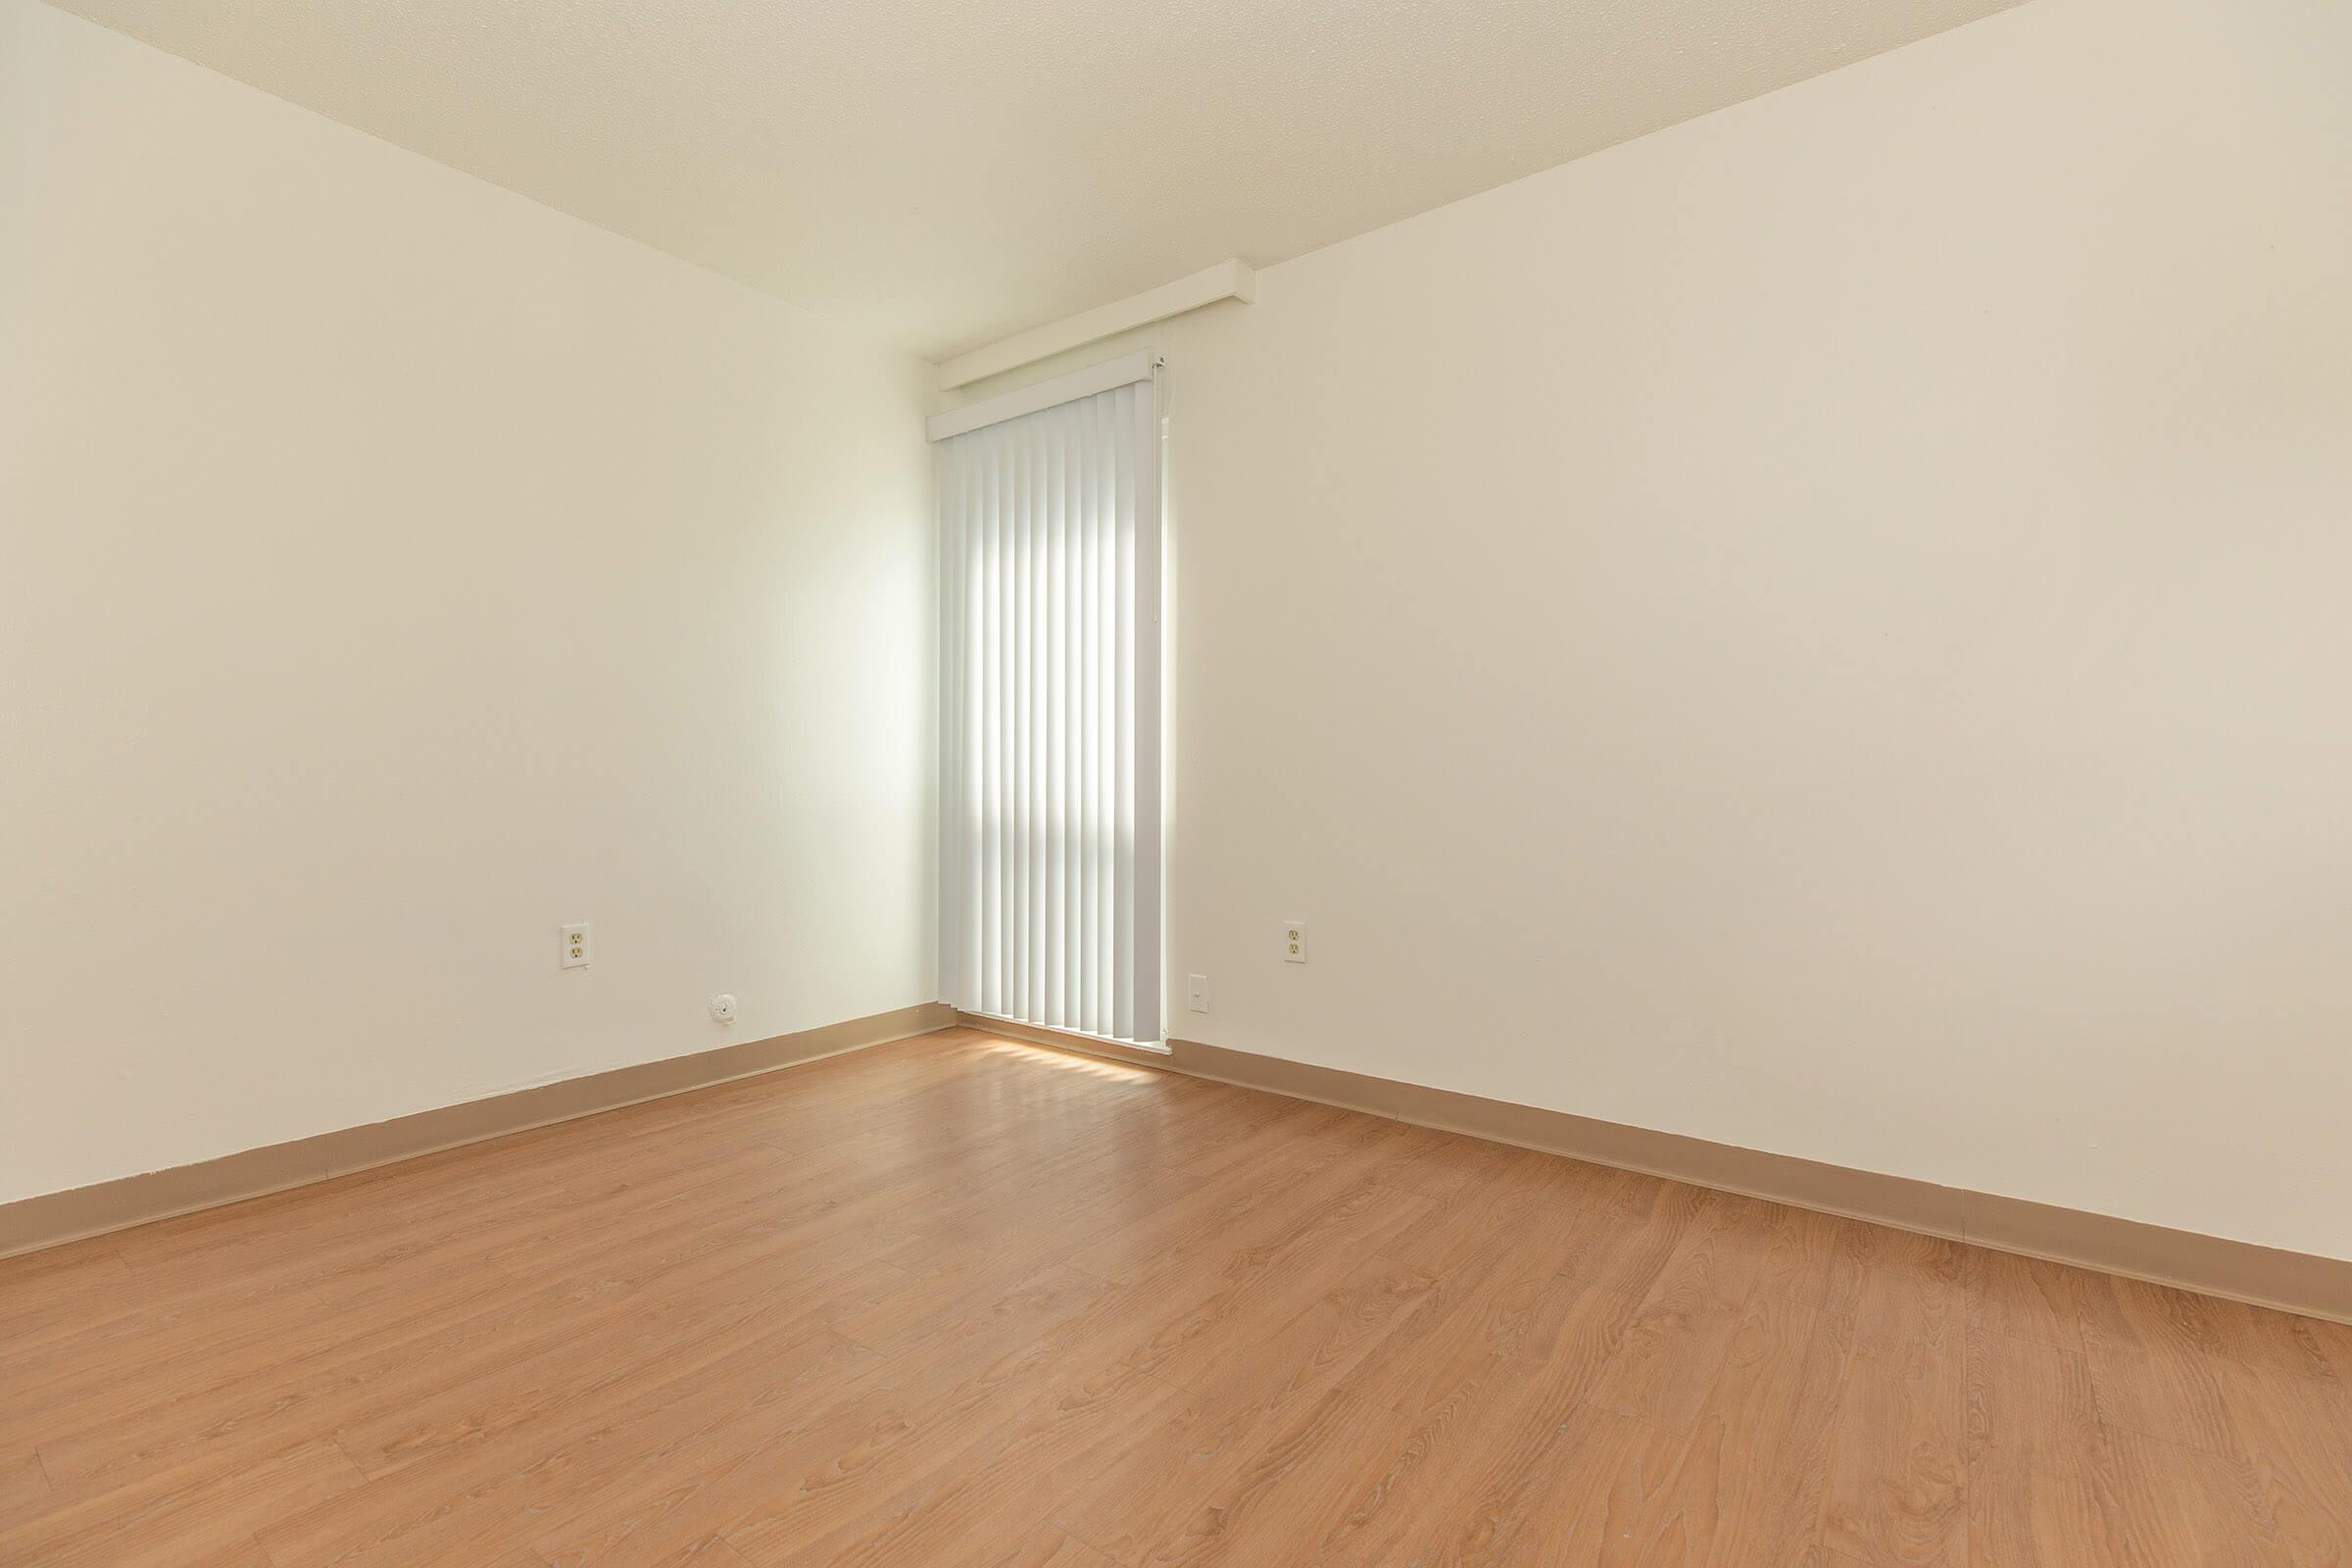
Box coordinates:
[946,0,2352,1259]
[0,0,936,1204]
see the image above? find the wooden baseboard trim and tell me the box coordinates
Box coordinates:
[24,1005,2341,1325]
[989,1019,2351,1326]
[0,1003,956,1261]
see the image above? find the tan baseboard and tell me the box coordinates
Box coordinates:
[24,1004,2343,1326]
[977,1017,2351,1326]
[0,1002,956,1261]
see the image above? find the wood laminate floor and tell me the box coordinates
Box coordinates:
[3,1026,2348,1566]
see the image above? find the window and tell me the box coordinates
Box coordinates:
[932,352,1162,1046]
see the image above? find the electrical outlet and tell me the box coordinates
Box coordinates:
[1282,921,1307,964]
[1186,973,1210,1013]
[560,922,590,969]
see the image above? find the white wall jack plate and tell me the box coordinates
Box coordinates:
[560,922,590,969]
[1282,921,1307,963]
[710,993,738,1024]
[1186,973,1210,1012]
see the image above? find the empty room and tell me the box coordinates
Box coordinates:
[4,0,2349,1561]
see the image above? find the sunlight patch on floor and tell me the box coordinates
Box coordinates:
[975,1038,1159,1084]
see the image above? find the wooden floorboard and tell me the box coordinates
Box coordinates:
[2,1025,2347,1567]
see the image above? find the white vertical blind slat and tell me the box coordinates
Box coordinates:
[936,374,1159,1047]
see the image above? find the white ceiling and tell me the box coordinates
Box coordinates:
[51,0,2026,358]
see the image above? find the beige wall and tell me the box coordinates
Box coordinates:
[946,0,2352,1259]
[0,1,936,1203]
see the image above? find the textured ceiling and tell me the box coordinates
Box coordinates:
[49,0,2027,357]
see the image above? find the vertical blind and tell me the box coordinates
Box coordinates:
[935,357,1162,1046]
